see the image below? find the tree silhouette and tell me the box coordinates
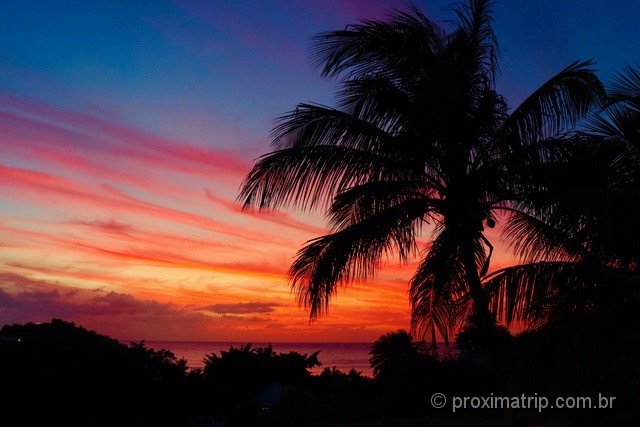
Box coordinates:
[0,319,196,427]
[479,66,640,423]
[369,329,426,378]
[203,343,320,406]
[368,329,443,416]
[238,0,603,349]
[485,65,640,328]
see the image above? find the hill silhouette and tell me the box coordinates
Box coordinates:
[0,318,197,427]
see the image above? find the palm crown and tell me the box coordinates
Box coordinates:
[238,0,604,347]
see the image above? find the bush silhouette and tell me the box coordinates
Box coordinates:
[0,319,196,427]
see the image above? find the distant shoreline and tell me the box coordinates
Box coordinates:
[119,340,456,377]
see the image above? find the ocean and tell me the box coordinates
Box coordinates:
[133,341,459,378]
[136,341,375,377]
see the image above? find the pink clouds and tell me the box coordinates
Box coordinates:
[0,164,104,206]
[0,91,512,340]
[67,240,289,280]
[0,163,301,249]
[0,92,415,343]
[0,95,329,246]
[205,189,328,236]
[0,95,252,179]
[0,95,319,340]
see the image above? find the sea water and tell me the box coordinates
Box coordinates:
[129,341,457,378]
[134,341,375,376]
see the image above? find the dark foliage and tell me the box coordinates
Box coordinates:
[495,305,640,426]
[0,319,199,427]
[455,313,513,355]
[202,343,320,420]
[200,343,385,426]
[1,317,638,426]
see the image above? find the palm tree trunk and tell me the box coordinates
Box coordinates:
[460,238,495,351]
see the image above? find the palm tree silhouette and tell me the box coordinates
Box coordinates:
[474,67,640,422]
[369,329,423,378]
[238,0,603,349]
[486,65,640,327]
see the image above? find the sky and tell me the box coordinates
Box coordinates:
[1,0,639,342]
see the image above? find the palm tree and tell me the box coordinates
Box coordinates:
[238,0,603,350]
[369,329,424,378]
[485,65,640,328]
[480,69,640,412]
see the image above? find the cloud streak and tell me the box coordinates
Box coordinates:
[0,95,253,178]
[201,301,282,314]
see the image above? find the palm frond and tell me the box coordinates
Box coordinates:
[291,199,425,320]
[500,60,604,145]
[586,103,640,147]
[310,5,445,82]
[327,180,440,231]
[607,64,640,109]
[485,262,634,327]
[585,104,633,140]
[505,132,640,267]
[238,145,403,212]
[409,229,482,346]
[502,211,585,264]
[334,77,411,136]
[449,0,500,81]
[271,103,394,152]
[559,187,640,265]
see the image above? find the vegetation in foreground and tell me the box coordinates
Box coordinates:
[1,319,639,427]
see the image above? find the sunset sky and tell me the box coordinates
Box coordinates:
[1,0,638,342]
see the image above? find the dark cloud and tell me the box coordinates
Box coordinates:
[0,285,184,322]
[0,274,285,340]
[0,274,200,331]
[76,219,135,235]
[219,314,274,323]
[200,301,281,314]
[0,272,60,289]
